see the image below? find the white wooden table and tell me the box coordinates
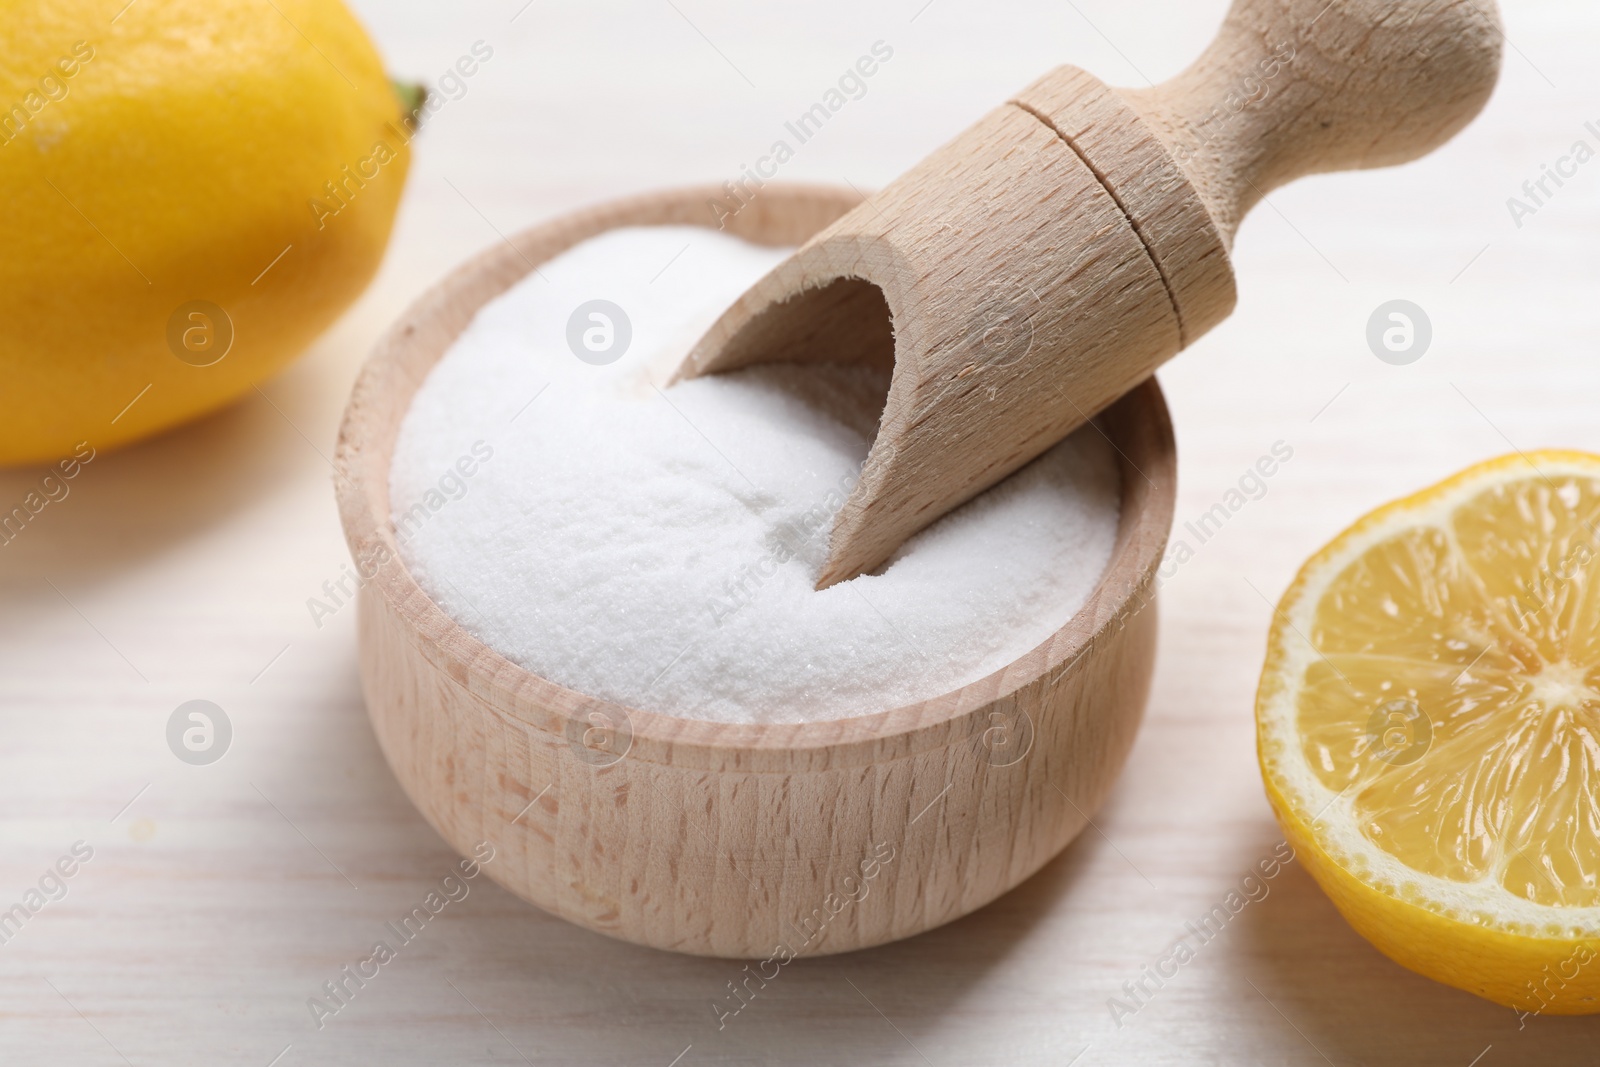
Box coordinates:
[4,1,1598,1063]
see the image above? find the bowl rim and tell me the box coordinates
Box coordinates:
[335,182,1176,770]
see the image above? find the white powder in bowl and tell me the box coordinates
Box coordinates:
[390,225,1122,725]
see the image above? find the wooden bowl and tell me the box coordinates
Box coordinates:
[335,183,1176,958]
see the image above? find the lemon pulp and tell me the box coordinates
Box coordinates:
[1258,452,1600,1012]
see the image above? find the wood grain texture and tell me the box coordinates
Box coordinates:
[682,106,1183,592]
[1124,0,1505,243]
[1011,65,1236,346]
[678,0,1503,589]
[335,183,1177,958]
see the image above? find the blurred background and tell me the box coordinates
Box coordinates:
[2,0,1597,1063]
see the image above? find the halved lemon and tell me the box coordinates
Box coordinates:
[1257,451,1600,1015]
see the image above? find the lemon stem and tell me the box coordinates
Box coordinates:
[390,79,428,125]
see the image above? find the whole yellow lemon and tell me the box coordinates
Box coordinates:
[0,0,412,465]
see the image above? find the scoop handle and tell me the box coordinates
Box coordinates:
[1123,0,1502,244]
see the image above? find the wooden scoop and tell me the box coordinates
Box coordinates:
[673,0,1503,588]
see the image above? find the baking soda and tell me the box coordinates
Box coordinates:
[391,226,1121,724]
